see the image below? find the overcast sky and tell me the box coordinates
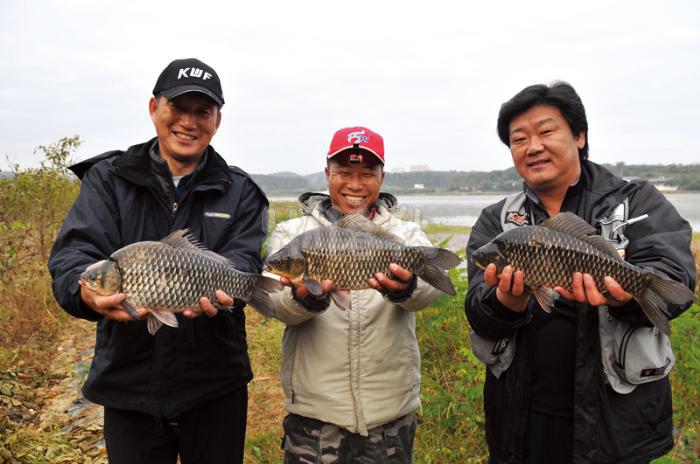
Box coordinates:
[1,0,698,175]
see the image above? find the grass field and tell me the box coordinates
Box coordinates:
[0,195,698,463]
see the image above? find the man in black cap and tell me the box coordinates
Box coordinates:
[48,58,268,464]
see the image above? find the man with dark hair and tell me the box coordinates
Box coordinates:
[465,82,695,463]
[266,126,444,463]
[48,58,268,464]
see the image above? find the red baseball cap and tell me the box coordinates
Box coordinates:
[327,126,384,164]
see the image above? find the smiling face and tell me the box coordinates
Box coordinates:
[508,104,585,195]
[325,151,385,215]
[149,93,221,175]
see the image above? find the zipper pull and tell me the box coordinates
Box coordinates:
[172,202,178,216]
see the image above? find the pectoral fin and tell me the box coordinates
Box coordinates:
[532,286,558,313]
[147,311,179,335]
[331,290,351,311]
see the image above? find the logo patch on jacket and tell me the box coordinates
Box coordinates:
[204,211,231,219]
[505,211,529,226]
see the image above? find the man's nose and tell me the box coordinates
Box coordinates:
[347,173,363,189]
[526,135,544,155]
[178,111,197,129]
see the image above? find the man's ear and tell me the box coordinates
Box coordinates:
[148,96,158,123]
[576,132,586,150]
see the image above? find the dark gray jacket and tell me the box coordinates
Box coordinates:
[48,138,268,418]
[465,160,696,464]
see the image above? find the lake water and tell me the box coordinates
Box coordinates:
[270,193,700,231]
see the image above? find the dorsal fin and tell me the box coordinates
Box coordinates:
[541,212,620,258]
[161,229,231,264]
[335,214,404,243]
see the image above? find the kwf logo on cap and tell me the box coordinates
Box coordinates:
[347,131,369,144]
[178,68,212,81]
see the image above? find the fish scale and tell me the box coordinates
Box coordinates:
[499,228,646,295]
[264,214,462,304]
[115,243,260,311]
[301,227,426,288]
[470,212,695,335]
[79,230,281,335]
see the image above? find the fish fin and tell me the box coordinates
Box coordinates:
[541,213,620,258]
[247,286,276,317]
[162,230,234,264]
[331,290,351,310]
[151,310,179,328]
[636,291,671,336]
[257,275,284,292]
[532,286,557,313]
[644,272,695,307]
[122,299,141,321]
[302,276,323,297]
[417,264,456,295]
[147,314,162,335]
[335,214,404,244]
[541,212,597,236]
[418,246,462,270]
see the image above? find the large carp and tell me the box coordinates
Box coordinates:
[80,229,281,335]
[471,212,694,335]
[264,214,461,309]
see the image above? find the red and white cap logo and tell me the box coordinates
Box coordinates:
[327,126,384,164]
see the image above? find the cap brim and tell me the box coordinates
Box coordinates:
[327,146,384,164]
[159,85,224,106]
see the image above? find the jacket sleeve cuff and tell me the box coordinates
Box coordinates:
[384,275,418,303]
[486,287,531,322]
[291,286,331,313]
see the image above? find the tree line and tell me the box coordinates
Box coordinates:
[250,163,700,195]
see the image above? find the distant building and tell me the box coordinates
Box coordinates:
[392,167,406,173]
[410,165,431,172]
[413,184,425,190]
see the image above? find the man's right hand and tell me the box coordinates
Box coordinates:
[484,264,529,313]
[79,281,146,321]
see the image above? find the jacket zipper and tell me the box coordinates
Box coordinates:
[172,201,178,217]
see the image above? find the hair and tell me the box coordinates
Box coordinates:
[326,150,384,172]
[496,81,589,160]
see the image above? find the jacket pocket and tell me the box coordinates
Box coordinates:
[599,306,675,394]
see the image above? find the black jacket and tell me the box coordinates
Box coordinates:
[465,160,696,464]
[48,138,268,418]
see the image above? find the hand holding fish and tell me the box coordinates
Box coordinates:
[367,263,414,295]
[279,276,335,300]
[555,273,633,308]
[183,290,235,318]
[484,264,529,313]
[79,279,145,321]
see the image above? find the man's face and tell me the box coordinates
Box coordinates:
[149,93,221,166]
[325,152,385,215]
[508,104,585,194]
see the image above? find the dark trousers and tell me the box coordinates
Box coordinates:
[523,410,573,464]
[104,386,248,464]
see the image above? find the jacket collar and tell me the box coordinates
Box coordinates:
[297,192,398,226]
[522,160,627,206]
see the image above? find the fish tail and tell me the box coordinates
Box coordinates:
[635,272,694,336]
[246,275,283,317]
[418,263,456,296]
[417,246,462,270]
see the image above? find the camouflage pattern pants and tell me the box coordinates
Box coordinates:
[282,413,417,463]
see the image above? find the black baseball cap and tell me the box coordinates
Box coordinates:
[152,58,224,106]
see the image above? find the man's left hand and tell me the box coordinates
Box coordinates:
[368,263,414,295]
[555,273,633,307]
[183,290,235,318]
